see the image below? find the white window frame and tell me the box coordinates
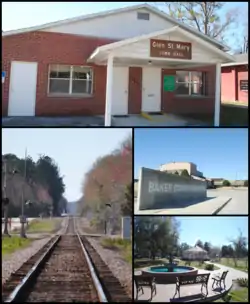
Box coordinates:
[176,71,206,96]
[47,65,93,96]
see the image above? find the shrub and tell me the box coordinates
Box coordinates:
[205,263,215,270]
[244,180,248,187]
[222,180,231,187]
[237,278,248,287]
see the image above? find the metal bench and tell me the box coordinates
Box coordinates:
[212,270,229,290]
[134,274,157,300]
[174,273,210,298]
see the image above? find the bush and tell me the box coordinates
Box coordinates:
[244,180,248,187]
[205,263,215,270]
[223,180,231,187]
[237,278,248,287]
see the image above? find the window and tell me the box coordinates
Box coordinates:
[176,71,206,96]
[48,65,93,95]
[137,12,150,20]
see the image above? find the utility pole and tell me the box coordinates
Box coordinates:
[20,148,27,238]
[2,160,10,237]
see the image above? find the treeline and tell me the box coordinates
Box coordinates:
[134,217,248,267]
[78,135,132,232]
[2,154,66,217]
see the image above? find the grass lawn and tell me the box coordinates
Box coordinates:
[101,237,132,264]
[215,288,248,302]
[12,218,62,234]
[179,104,248,127]
[2,235,32,256]
[217,258,248,272]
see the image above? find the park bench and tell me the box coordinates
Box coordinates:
[134,274,157,300]
[173,273,210,298]
[212,270,229,290]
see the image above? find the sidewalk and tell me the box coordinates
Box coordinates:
[135,196,232,215]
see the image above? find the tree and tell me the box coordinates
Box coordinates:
[36,155,65,216]
[204,242,211,254]
[195,239,204,249]
[174,171,179,175]
[2,153,64,218]
[154,2,239,44]
[243,180,248,187]
[221,245,234,258]
[80,134,132,231]
[134,216,180,261]
[229,230,248,267]
[223,180,231,187]
[178,242,191,257]
[121,183,132,217]
[181,169,189,177]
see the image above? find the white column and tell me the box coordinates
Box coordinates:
[214,63,221,127]
[105,54,114,127]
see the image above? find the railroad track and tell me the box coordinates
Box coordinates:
[2,216,131,303]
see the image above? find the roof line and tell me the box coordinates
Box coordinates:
[2,3,230,51]
[88,26,235,63]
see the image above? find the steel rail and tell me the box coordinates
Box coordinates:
[4,235,60,303]
[73,216,108,302]
[4,216,108,303]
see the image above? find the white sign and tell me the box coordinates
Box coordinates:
[2,71,6,84]
[121,217,131,239]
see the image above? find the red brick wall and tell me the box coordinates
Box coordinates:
[221,64,248,103]
[221,66,236,102]
[2,31,122,116]
[161,65,216,115]
[2,30,220,117]
[237,65,248,103]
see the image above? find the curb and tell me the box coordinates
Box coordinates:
[141,112,153,121]
[212,197,232,215]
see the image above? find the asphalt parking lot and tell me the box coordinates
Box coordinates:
[207,188,248,215]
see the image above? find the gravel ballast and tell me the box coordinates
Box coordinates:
[75,218,132,298]
[2,218,68,285]
[86,237,132,299]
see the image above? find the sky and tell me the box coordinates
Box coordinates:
[134,128,248,180]
[177,216,248,247]
[2,128,132,202]
[2,2,247,51]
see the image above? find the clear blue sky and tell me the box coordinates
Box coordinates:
[2,2,247,51]
[134,128,248,180]
[177,216,248,248]
[2,128,132,202]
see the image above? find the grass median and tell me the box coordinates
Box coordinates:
[216,257,248,272]
[2,235,32,256]
[12,218,62,234]
[101,237,132,264]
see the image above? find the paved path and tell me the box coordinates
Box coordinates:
[205,261,248,280]
[207,189,248,215]
[2,116,104,127]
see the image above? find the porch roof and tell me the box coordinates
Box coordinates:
[87,26,235,66]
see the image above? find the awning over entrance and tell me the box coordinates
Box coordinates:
[87,26,235,67]
[87,26,236,127]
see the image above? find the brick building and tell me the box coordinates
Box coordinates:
[221,53,248,103]
[2,4,235,126]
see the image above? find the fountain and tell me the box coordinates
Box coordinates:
[142,263,198,284]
